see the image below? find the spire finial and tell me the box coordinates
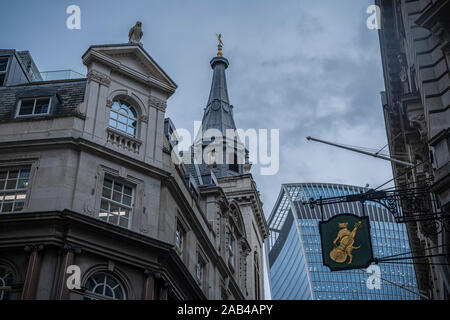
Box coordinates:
[216,33,223,57]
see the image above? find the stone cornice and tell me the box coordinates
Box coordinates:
[0,137,170,180]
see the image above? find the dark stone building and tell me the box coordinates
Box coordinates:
[376,0,450,299]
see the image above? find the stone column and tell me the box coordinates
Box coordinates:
[159,281,169,300]
[22,245,44,300]
[142,269,155,300]
[55,243,82,300]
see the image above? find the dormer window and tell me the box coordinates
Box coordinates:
[16,97,51,117]
[0,57,9,86]
[109,100,137,137]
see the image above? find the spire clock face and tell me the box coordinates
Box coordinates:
[211,102,221,111]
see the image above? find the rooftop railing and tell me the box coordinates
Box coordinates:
[39,70,85,81]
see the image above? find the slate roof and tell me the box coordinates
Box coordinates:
[0,79,87,121]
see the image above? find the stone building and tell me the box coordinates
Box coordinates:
[376,0,450,299]
[0,31,268,300]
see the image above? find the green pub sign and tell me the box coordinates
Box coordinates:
[319,214,374,271]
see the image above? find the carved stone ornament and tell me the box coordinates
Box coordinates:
[149,96,167,112]
[87,70,111,87]
[139,115,149,123]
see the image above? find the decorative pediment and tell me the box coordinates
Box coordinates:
[82,44,177,96]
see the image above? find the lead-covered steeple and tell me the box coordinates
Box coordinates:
[201,35,237,135]
[188,35,246,181]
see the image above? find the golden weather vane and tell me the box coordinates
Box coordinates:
[216,33,223,57]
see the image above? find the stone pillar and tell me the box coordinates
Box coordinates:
[159,281,169,300]
[142,269,155,300]
[55,243,82,300]
[22,245,44,300]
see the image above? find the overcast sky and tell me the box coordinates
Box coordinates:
[1,0,392,299]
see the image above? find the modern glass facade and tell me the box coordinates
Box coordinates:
[265,183,420,300]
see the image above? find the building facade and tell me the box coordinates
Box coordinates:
[265,183,420,300]
[376,0,450,299]
[0,31,268,300]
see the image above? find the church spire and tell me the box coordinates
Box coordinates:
[201,35,237,135]
[189,35,247,181]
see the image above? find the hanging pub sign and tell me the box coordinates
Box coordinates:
[319,214,374,271]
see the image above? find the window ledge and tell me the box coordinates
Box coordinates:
[107,127,142,154]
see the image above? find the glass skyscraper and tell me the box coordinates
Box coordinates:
[265,183,420,300]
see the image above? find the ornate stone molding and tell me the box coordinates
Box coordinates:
[149,96,167,112]
[106,99,114,108]
[87,70,111,87]
[139,115,149,123]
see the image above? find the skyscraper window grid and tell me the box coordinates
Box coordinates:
[266,183,419,300]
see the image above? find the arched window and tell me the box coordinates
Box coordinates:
[0,266,14,300]
[109,100,138,137]
[84,272,126,300]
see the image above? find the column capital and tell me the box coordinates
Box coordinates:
[24,244,44,253]
[62,243,82,255]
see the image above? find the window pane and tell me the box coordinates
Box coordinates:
[5,179,17,190]
[109,205,119,224]
[14,202,25,211]
[0,180,5,190]
[85,279,95,291]
[94,285,104,295]
[8,171,18,179]
[123,186,132,196]
[117,122,127,132]
[114,287,124,300]
[118,114,127,124]
[104,286,114,298]
[19,100,35,115]
[112,191,121,202]
[121,208,130,219]
[119,217,128,228]
[119,107,129,115]
[123,195,132,206]
[0,74,5,86]
[102,187,111,199]
[99,200,109,220]
[113,182,122,192]
[111,101,120,111]
[34,99,50,114]
[15,193,26,201]
[1,202,13,213]
[0,58,8,72]
[127,127,135,136]
[17,179,29,189]
[0,172,6,179]
[19,170,30,179]
[106,276,118,288]
[109,119,117,128]
[103,178,113,189]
